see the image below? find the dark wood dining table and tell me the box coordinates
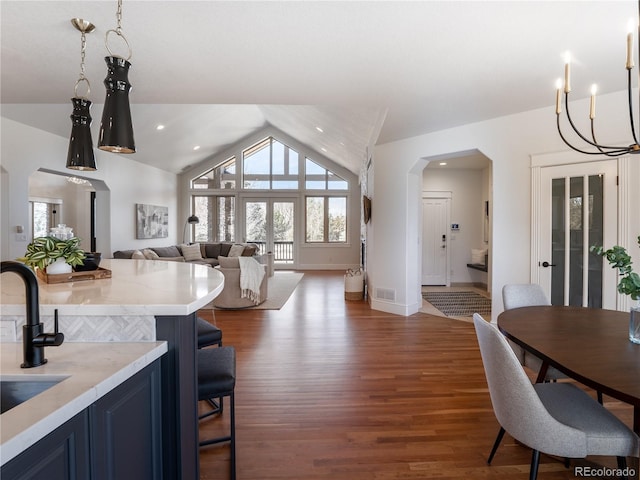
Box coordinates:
[497,305,640,434]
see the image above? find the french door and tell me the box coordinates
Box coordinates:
[538,161,617,308]
[243,198,296,268]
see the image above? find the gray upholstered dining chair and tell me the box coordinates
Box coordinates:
[502,284,565,381]
[473,314,639,480]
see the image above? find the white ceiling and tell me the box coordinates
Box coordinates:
[1,1,637,175]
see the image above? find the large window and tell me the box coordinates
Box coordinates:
[189,136,351,246]
[192,158,236,189]
[306,196,347,243]
[192,195,235,242]
[305,158,348,190]
[243,138,299,189]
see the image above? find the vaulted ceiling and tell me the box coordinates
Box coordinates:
[1,1,636,174]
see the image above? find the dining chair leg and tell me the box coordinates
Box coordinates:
[487,427,505,464]
[616,456,629,480]
[529,450,540,480]
[598,391,603,404]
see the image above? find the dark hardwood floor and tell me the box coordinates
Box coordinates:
[197,271,635,480]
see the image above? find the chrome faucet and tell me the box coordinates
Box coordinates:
[1,261,64,368]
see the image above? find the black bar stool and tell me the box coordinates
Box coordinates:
[198,346,236,480]
[197,317,222,348]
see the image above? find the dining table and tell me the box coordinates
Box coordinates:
[497,305,640,434]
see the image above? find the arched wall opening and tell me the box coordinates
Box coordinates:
[417,149,493,305]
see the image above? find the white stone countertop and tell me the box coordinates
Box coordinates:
[1,258,225,317]
[0,341,168,466]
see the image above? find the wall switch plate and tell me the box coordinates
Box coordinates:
[15,234,27,242]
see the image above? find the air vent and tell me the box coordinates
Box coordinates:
[375,288,396,302]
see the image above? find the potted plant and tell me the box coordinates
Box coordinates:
[19,236,86,274]
[591,235,640,344]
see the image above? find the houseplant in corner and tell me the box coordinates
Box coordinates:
[19,236,86,274]
[591,235,640,344]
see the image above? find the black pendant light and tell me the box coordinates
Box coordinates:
[66,18,97,171]
[98,0,135,154]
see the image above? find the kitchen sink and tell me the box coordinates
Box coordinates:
[0,375,68,414]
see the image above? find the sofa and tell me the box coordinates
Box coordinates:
[212,256,268,309]
[113,242,262,267]
[113,242,268,309]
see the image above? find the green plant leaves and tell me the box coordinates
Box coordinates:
[19,236,86,270]
[591,236,640,301]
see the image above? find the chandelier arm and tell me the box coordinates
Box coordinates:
[564,94,631,151]
[627,68,640,146]
[590,121,626,157]
[557,115,627,155]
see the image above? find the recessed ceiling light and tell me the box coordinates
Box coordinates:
[439,162,447,166]
[156,124,165,130]
[193,145,201,151]
[315,126,324,133]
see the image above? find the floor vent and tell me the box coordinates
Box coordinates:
[376,288,396,302]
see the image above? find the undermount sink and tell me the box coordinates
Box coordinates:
[1,375,68,414]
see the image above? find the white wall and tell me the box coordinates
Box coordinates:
[369,90,640,318]
[1,117,179,261]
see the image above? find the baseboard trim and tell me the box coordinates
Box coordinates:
[369,298,420,316]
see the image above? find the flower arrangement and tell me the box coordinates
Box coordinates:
[19,236,86,270]
[590,236,640,301]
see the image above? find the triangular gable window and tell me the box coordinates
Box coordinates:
[192,157,236,189]
[305,158,347,190]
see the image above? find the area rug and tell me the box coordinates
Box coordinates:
[206,272,304,310]
[422,291,491,317]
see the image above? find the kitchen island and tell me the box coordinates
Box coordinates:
[0,259,225,479]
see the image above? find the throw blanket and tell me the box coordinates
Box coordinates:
[238,257,265,305]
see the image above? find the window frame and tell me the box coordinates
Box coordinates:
[242,137,300,190]
[304,194,348,244]
[188,135,352,247]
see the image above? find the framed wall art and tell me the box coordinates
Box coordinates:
[135,204,168,239]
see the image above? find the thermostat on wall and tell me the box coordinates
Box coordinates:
[451,224,459,230]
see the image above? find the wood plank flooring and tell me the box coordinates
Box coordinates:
[197,271,635,480]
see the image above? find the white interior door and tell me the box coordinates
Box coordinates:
[244,198,296,268]
[422,197,450,285]
[538,161,617,308]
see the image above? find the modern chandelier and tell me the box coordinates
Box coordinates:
[555,1,640,156]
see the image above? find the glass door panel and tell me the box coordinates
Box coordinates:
[541,162,616,308]
[244,201,267,254]
[272,201,294,265]
[244,199,296,267]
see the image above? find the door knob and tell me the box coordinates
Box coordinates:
[541,261,556,268]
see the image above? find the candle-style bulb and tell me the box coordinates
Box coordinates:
[555,78,563,114]
[589,84,597,120]
[564,52,571,93]
[627,19,635,69]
